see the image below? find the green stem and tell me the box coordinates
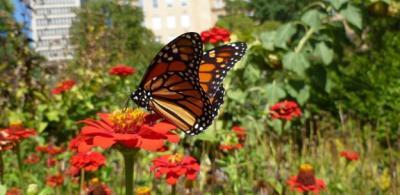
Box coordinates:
[123,151,137,195]
[15,143,23,184]
[295,28,315,53]
[80,168,85,195]
[171,185,176,195]
[0,152,3,183]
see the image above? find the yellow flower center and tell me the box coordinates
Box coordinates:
[135,186,151,195]
[9,121,24,130]
[109,108,146,133]
[90,177,100,185]
[168,153,184,163]
[297,163,316,186]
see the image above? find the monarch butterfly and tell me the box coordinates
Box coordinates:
[131,32,247,135]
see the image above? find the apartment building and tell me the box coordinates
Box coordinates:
[137,0,226,43]
[29,0,80,61]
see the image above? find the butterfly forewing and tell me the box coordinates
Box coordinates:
[199,42,247,97]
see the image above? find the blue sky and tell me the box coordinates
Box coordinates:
[12,0,27,22]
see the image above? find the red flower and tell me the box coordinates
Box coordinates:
[73,108,179,152]
[232,125,246,142]
[36,144,65,156]
[51,79,76,95]
[219,143,243,151]
[150,153,200,185]
[24,154,40,164]
[67,165,80,177]
[109,64,136,76]
[340,150,360,161]
[201,27,231,44]
[46,173,64,187]
[6,187,22,195]
[287,164,326,194]
[70,151,106,172]
[269,100,302,120]
[47,157,57,167]
[0,130,15,151]
[85,178,112,195]
[2,122,36,142]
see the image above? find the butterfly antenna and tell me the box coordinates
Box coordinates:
[123,97,130,112]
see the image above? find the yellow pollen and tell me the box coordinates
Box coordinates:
[109,108,146,132]
[168,153,184,163]
[90,177,100,185]
[135,186,151,195]
[299,163,314,172]
[9,121,23,130]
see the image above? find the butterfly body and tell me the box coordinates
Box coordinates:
[131,32,246,135]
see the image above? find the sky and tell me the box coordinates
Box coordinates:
[12,0,32,37]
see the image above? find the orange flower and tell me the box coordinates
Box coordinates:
[150,153,200,185]
[109,64,136,76]
[2,122,36,142]
[36,144,65,155]
[70,151,106,172]
[46,173,64,187]
[287,164,326,194]
[73,108,179,152]
[24,154,40,164]
[340,150,360,161]
[51,79,76,95]
[219,143,243,151]
[232,125,246,142]
[270,100,302,121]
[6,187,22,195]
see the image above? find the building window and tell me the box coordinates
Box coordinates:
[166,16,176,29]
[152,17,162,30]
[180,15,190,28]
[152,0,158,8]
[180,0,188,6]
[165,0,173,7]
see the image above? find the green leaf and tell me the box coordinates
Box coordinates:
[286,81,310,105]
[265,82,286,104]
[341,4,362,29]
[37,122,48,133]
[282,52,310,76]
[274,23,297,49]
[0,184,6,195]
[301,10,325,30]
[260,31,276,50]
[330,0,348,10]
[227,89,246,104]
[316,42,334,65]
[46,110,60,121]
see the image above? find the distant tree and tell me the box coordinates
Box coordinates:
[70,0,160,71]
[225,0,317,22]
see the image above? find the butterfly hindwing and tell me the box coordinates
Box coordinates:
[199,42,247,97]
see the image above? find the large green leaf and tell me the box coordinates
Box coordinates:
[286,82,310,105]
[265,82,286,104]
[274,23,297,49]
[341,4,362,29]
[282,51,310,76]
[316,42,334,65]
[301,10,325,30]
[260,31,276,50]
[330,0,348,10]
[227,89,246,104]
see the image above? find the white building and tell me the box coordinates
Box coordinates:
[29,0,80,61]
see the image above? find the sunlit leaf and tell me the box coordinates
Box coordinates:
[282,51,310,76]
[301,10,325,30]
[265,82,286,104]
[341,4,362,29]
[316,42,334,65]
[274,23,297,49]
[330,0,348,10]
[260,31,276,50]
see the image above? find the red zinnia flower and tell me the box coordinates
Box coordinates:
[201,27,231,44]
[2,122,36,143]
[51,79,76,95]
[0,130,15,151]
[46,173,64,187]
[85,178,112,195]
[24,154,40,164]
[219,143,243,151]
[109,64,136,76]
[269,100,302,121]
[70,151,106,172]
[36,144,65,156]
[6,187,22,195]
[150,153,200,185]
[47,157,57,167]
[73,108,179,152]
[287,164,326,194]
[232,125,246,142]
[340,150,360,161]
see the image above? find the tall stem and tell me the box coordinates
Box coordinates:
[15,143,23,185]
[171,185,176,195]
[295,28,315,53]
[80,168,85,195]
[123,151,137,195]
[0,152,3,183]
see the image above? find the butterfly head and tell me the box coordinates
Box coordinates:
[130,88,152,111]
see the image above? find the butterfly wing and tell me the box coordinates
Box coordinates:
[199,42,247,97]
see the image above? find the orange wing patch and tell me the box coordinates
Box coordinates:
[145,63,168,83]
[199,64,216,72]
[199,73,213,82]
[169,61,187,71]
